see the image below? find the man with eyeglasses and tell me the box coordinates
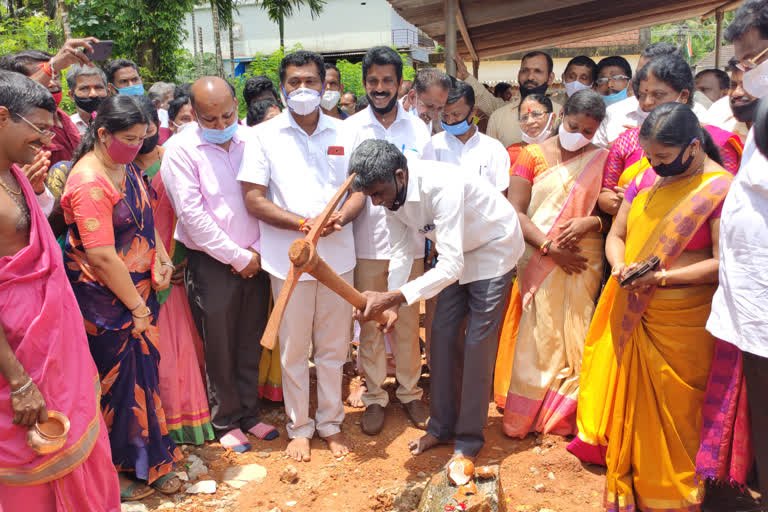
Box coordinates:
[707,3,768,508]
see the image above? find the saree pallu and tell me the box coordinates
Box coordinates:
[589,171,732,511]
[494,145,606,435]
[63,164,181,484]
[694,338,753,487]
[148,163,215,445]
[0,166,119,510]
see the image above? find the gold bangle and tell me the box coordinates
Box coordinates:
[596,216,603,232]
[660,268,668,287]
[132,306,152,318]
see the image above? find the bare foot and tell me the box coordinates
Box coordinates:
[346,381,366,408]
[323,432,352,458]
[286,437,311,462]
[408,433,444,455]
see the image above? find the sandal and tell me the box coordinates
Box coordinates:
[247,422,279,441]
[219,428,252,453]
[151,472,182,495]
[120,481,155,502]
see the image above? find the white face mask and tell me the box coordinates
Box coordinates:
[320,90,341,111]
[558,122,592,151]
[282,87,322,116]
[743,58,768,98]
[565,80,592,97]
[521,113,554,144]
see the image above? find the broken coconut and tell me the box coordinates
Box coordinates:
[447,457,475,487]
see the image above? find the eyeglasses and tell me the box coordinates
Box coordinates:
[596,75,631,86]
[15,114,56,144]
[735,46,768,72]
[519,110,548,123]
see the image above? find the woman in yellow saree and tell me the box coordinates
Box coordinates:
[495,90,608,437]
[578,103,732,511]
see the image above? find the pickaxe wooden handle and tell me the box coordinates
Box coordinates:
[260,173,394,350]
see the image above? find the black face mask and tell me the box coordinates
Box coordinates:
[73,95,104,114]
[653,143,695,177]
[731,98,758,124]
[139,132,159,154]
[388,170,408,211]
[367,93,398,116]
[520,82,548,99]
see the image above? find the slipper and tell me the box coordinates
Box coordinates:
[151,472,182,495]
[219,428,252,453]
[120,481,155,502]
[247,422,279,441]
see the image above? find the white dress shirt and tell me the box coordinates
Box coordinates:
[707,128,768,358]
[386,160,525,305]
[345,104,435,260]
[238,110,355,281]
[594,95,710,148]
[432,126,510,192]
[69,112,89,135]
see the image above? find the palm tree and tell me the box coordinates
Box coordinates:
[257,0,326,50]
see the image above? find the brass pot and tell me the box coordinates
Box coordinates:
[26,410,70,455]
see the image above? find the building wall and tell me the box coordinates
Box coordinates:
[184,0,418,59]
[447,55,641,85]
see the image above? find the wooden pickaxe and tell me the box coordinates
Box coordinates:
[260,173,394,349]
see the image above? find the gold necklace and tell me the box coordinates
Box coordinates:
[0,174,21,195]
[643,160,705,211]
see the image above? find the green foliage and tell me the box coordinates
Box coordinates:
[257,0,325,48]
[0,8,61,54]
[68,0,197,82]
[651,12,736,65]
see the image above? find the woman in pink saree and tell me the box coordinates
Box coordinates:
[495,90,608,437]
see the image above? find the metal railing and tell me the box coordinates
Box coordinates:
[392,29,434,49]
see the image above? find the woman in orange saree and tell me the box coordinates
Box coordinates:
[578,103,732,511]
[495,90,608,437]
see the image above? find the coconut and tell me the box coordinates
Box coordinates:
[447,457,475,486]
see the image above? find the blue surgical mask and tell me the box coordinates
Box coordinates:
[199,119,238,145]
[114,83,145,96]
[441,114,473,137]
[603,87,628,106]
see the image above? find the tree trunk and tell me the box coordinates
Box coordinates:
[58,0,71,39]
[279,12,285,50]
[191,7,200,78]
[7,0,15,18]
[210,1,224,78]
[228,20,235,77]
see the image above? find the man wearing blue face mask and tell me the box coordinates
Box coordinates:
[239,50,366,464]
[106,59,144,96]
[432,81,510,195]
[595,56,633,106]
[161,76,274,454]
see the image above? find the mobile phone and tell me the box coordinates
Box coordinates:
[87,41,114,62]
[619,255,660,287]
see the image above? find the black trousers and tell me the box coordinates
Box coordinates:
[185,249,270,436]
[742,350,768,504]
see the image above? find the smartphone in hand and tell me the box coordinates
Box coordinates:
[88,40,114,61]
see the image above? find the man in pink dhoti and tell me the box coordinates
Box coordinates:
[0,71,120,510]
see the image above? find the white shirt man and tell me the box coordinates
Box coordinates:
[432,123,510,193]
[238,50,364,462]
[344,46,435,435]
[68,112,89,135]
[349,144,524,459]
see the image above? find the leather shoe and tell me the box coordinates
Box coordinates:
[361,404,386,435]
[403,399,429,430]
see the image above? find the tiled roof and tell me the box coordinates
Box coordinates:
[695,45,736,69]
[558,30,640,49]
